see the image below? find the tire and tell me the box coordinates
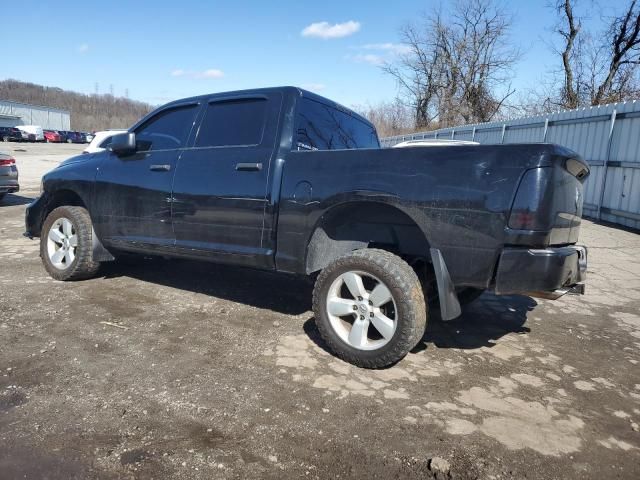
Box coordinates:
[313,248,427,369]
[40,206,100,281]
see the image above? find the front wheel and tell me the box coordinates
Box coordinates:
[313,249,427,369]
[40,206,100,281]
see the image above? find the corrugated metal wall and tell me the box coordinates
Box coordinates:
[0,100,70,130]
[381,101,640,230]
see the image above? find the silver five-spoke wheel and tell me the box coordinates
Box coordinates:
[46,217,78,270]
[326,270,397,350]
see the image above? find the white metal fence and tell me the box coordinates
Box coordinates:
[0,100,71,130]
[381,101,640,230]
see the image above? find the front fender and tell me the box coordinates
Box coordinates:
[24,194,48,238]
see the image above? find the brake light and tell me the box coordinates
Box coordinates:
[508,167,551,231]
[0,157,15,166]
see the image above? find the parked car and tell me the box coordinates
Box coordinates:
[25,87,589,368]
[58,131,83,144]
[17,125,45,142]
[0,127,24,142]
[0,152,19,201]
[82,130,127,154]
[44,130,64,143]
[19,130,36,142]
[392,139,480,148]
[67,131,85,144]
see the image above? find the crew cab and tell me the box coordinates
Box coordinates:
[24,87,589,368]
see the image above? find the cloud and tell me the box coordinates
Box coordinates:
[77,43,89,54]
[346,42,411,66]
[198,69,224,79]
[301,83,326,92]
[170,68,224,79]
[360,43,412,55]
[301,20,361,39]
[349,54,386,66]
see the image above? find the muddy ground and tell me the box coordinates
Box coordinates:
[1,143,639,479]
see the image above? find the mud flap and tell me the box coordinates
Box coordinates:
[92,227,115,262]
[430,248,462,321]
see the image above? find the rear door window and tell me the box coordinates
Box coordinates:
[134,105,198,151]
[296,98,379,151]
[195,98,268,148]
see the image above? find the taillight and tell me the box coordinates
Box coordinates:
[508,167,552,231]
[0,157,15,166]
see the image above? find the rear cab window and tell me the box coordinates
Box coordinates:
[295,97,379,151]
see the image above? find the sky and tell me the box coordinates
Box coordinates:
[4,1,609,109]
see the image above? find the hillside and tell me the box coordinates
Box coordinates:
[0,79,154,132]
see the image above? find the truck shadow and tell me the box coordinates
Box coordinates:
[101,257,535,352]
[101,257,313,316]
[0,193,35,206]
[413,293,535,352]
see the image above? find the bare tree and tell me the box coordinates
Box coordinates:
[354,99,416,138]
[552,0,640,109]
[383,0,519,129]
[556,0,581,108]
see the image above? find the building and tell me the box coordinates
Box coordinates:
[0,99,70,130]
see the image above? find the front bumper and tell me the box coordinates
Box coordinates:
[494,245,587,297]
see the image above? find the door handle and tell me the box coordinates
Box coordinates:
[235,162,262,171]
[149,164,171,172]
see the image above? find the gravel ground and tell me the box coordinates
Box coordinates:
[1,143,639,479]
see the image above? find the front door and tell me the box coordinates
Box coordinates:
[93,103,199,250]
[171,93,281,267]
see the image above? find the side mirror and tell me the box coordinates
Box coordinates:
[108,132,136,156]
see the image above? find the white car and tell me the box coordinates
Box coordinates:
[392,139,480,148]
[83,130,127,154]
[16,125,45,142]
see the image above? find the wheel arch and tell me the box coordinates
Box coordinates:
[304,200,432,275]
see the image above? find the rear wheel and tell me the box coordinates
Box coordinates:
[40,206,100,281]
[313,249,427,368]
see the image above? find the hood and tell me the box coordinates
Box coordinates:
[57,153,94,168]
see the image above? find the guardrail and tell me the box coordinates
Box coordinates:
[381,101,640,230]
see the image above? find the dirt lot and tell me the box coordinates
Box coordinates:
[1,143,639,479]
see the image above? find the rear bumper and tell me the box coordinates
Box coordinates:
[0,179,19,194]
[494,245,587,297]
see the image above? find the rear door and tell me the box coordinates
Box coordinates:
[171,93,282,267]
[93,103,199,250]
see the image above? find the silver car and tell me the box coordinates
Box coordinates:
[0,152,19,202]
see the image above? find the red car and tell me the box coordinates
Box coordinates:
[44,130,63,143]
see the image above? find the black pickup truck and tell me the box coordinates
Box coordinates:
[25,87,588,368]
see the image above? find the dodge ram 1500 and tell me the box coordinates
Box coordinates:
[25,87,588,368]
